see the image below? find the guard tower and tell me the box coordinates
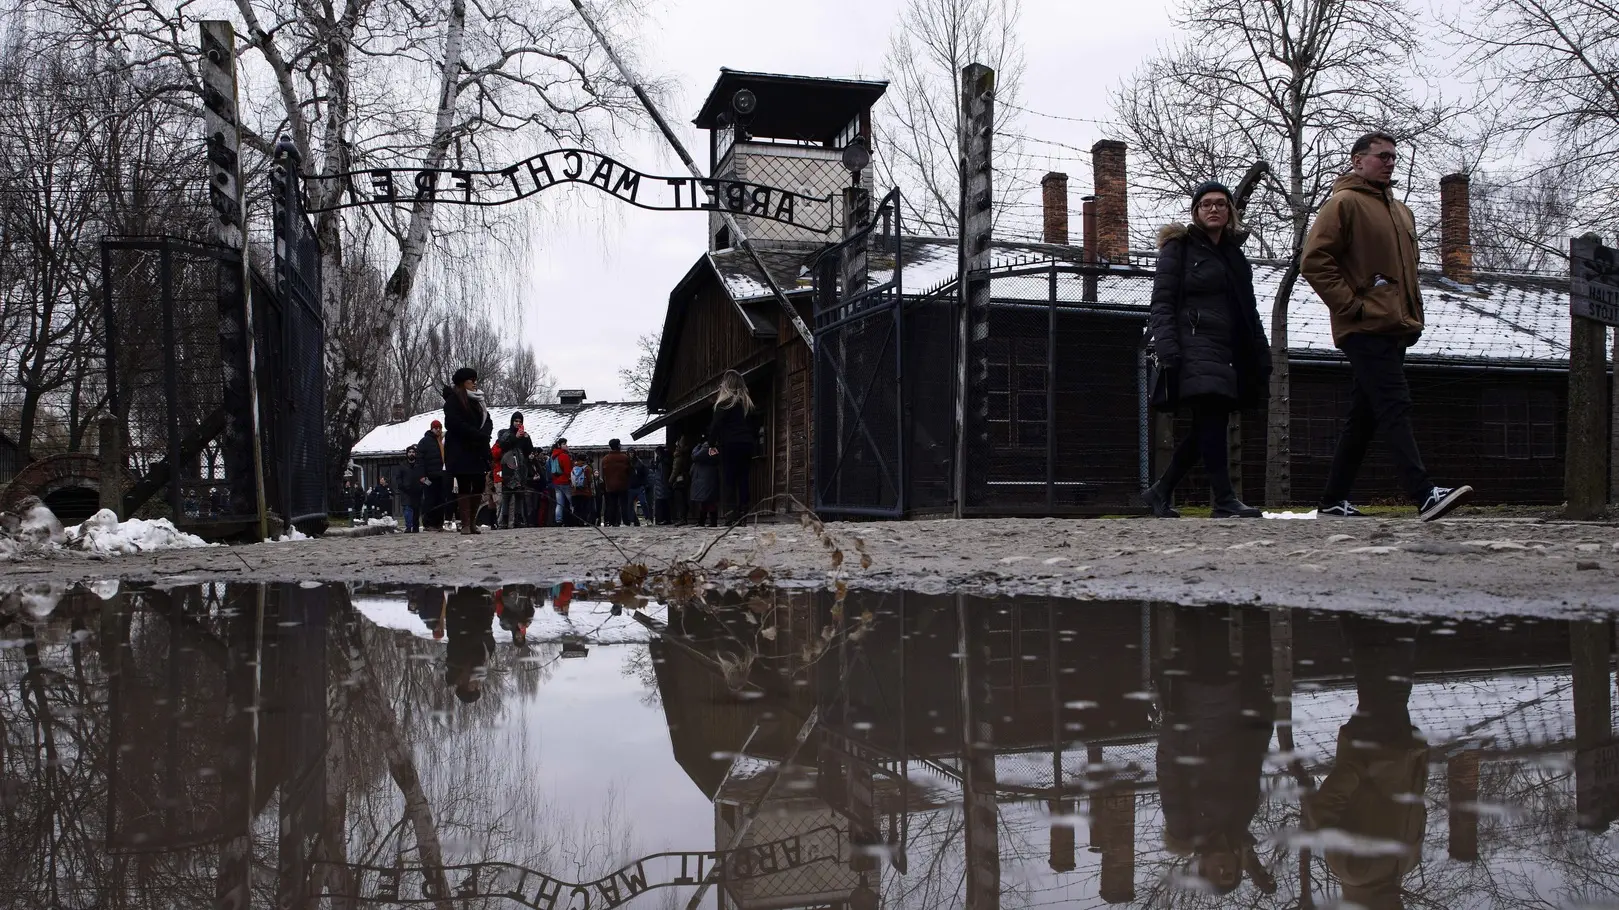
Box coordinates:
[694,69,888,250]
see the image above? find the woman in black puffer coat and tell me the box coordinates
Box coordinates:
[1144,182,1271,519]
[443,366,494,534]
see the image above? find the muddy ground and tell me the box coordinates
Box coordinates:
[4,514,1619,618]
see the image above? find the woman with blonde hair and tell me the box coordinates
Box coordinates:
[707,370,756,521]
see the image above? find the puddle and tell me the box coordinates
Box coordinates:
[2,582,1617,908]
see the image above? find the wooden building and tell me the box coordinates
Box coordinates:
[634,70,887,510]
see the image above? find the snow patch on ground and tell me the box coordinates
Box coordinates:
[64,510,212,555]
[1264,510,1318,520]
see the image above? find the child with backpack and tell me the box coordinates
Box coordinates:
[571,459,597,526]
[689,437,721,527]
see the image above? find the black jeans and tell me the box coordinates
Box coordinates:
[1155,397,1236,500]
[720,444,752,516]
[603,490,631,526]
[1321,334,1433,505]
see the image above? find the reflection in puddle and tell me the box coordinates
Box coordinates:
[1,583,1616,908]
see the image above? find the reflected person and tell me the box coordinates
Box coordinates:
[445,587,497,703]
[1303,616,1428,910]
[1157,605,1278,895]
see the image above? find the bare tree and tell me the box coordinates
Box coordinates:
[617,331,659,400]
[875,0,1029,236]
[1461,0,1619,229]
[1112,0,1449,505]
[493,344,556,407]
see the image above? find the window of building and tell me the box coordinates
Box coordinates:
[987,338,1049,449]
[1481,387,1557,459]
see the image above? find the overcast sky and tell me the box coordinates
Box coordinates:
[519,0,1176,403]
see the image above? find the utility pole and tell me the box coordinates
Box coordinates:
[1567,236,1615,519]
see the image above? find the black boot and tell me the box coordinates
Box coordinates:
[1142,483,1180,518]
[1212,492,1262,519]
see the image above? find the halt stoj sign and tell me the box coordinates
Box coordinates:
[1570,236,1619,327]
[305,149,837,234]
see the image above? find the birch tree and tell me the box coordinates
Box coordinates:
[876,0,1029,236]
[1112,0,1448,505]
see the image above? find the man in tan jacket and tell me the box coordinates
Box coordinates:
[1301,132,1474,521]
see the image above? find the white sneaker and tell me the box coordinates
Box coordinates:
[1318,500,1367,518]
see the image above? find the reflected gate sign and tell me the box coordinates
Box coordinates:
[1570,236,1619,327]
[304,148,838,235]
[318,826,842,910]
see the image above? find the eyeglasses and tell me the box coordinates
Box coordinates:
[1196,199,1230,211]
[1360,151,1398,163]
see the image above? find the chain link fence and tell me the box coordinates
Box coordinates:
[959,263,1158,515]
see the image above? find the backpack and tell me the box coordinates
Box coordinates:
[571,464,587,490]
[548,454,563,478]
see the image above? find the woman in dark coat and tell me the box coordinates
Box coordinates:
[442,366,494,535]
[707,370,756,521]
[1144,181,1271,519]
[1156,605,1278,896]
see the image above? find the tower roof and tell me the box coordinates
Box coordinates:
[693,69,888,143]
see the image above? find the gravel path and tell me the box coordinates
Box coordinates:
[3,515,1618,618]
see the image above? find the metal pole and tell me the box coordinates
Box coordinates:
[567,0,814,352]
[1567,237,1611,519]
[1047,260,1057,513]
[159,243,182,519]
[957,594,1000,908]
[954,64,995,518]
[201,21,269,540]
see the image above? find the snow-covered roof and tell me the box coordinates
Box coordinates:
[684,238,1571,393]
[351,401,665,459]
[800,234,1572,364]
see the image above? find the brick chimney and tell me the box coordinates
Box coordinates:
[1040,172,1069,245]
[1091,140,1129,262]
[1440,173,1474,284]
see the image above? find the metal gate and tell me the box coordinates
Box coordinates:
[100,144,326,533]
[265,141,327,527]
[813,190,905,517]
[101,236,249,523]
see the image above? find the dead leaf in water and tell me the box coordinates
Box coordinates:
[831,549,845,569]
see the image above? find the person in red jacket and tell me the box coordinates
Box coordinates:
[548,438,574,526]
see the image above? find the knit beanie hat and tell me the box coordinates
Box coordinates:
[1191,181,1234,211]
[452,367,478,387]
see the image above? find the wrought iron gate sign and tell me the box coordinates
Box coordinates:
[318,826,840,909]
[304,149,837,233]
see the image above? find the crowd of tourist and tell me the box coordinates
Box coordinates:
[360,368,759,534]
